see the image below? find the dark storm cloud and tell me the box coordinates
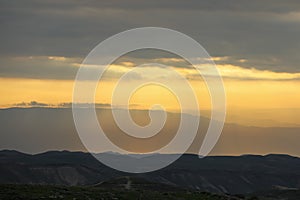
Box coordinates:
[0,0,300,80]
[0,56,78,79]
[3,0,300,13]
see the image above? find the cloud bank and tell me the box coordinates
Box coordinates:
[1,0,300,81]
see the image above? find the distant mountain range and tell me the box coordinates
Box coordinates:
[1,107,300,156]
[0,150,299,194]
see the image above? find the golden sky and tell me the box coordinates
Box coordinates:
[1,56,300,127]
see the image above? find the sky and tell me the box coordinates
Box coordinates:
[1,0,300,126]
[0,1,300,154]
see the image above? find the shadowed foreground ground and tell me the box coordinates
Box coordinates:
[1,177,300,200]
[0,184,256,200]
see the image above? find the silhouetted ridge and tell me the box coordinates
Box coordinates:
[0,150,299,194]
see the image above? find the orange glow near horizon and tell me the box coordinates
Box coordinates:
[0,77,300,127]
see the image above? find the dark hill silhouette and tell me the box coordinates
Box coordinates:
[0,150,300,194]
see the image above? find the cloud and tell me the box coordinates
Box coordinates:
[1,0,300,80]
[14,101,50,107]
[185,64,300,81]
[0,55,143,80]
[1,53,300,82]
[11,101,113,108]
[47,56,67,61]
[0,56,79,79]
[217,64,300,81]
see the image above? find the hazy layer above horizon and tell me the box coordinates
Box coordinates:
[0,107,299,156]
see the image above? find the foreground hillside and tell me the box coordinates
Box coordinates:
[0,183,242,200]
[0,150,300,194]
[0,182,300,200]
